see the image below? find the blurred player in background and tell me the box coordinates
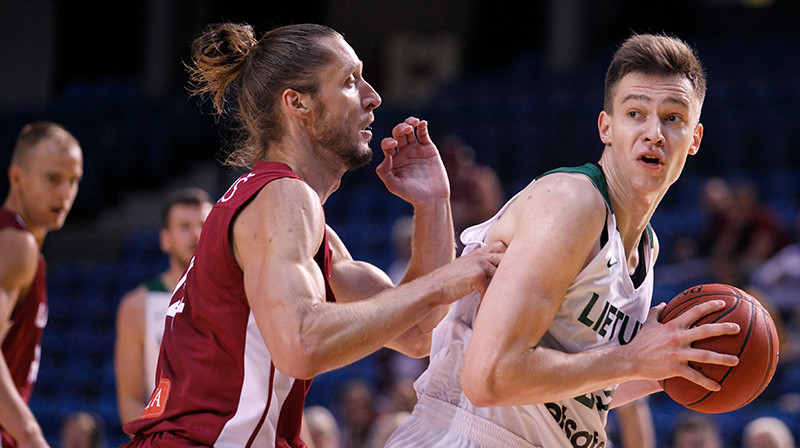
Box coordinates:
[0,122,83,448]
[114,187,213,424]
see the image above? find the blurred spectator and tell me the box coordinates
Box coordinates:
[611,398,655,448]
[368,410,410,448]
[59,411,106,448]
[670,412,723,448]
[337,379,378,448]
[439,135,504,250]
[751,205,800,326]
[696,177,735,257]
[742,416,796,448]
[304,406,340,448]
[698,177,789,285]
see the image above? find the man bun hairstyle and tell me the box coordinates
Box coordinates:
[188,22,342,168]
[604,33,707,115]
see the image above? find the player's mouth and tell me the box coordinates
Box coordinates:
[638,153,664,168]
[360,117,374,140]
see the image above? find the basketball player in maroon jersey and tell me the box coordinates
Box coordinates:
[0,122,83,448]
[121,23,503,447]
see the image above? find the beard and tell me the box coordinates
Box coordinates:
[310,106,373,171]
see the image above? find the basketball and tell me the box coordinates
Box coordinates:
[657,283,780,414]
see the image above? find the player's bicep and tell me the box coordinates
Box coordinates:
[234,181,328,363]
[467,176,606,360]
[0,230,39,333]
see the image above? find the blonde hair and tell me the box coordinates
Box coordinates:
[11,121,80,167]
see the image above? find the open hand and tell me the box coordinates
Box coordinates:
[376,117,449,205]
[625,300,740,391]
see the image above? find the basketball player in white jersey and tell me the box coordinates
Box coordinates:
[114,188,212,424]
[385,33,741,448]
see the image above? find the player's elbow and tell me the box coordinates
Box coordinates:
[273,348,323,380]
[460,364,504,407]
[271,336,330,379]
[387,328,432,359]
[396,338,431,359]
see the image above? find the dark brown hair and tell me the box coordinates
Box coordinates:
[604,33,707,114]
[188,22,341,168]
[160,187,213,228]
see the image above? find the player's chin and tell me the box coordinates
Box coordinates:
[345,146,373,171]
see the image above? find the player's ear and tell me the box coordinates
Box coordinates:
[7,164,22,189]
[159,227,171,254]
[282,88,311,118]
[598,111,612,145]
[688,122,703,156]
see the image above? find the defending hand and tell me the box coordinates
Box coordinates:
[426,241,505,305]
[376,117,449,205]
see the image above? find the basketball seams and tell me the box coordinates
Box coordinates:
[740,306,779,408]
[683,298,755,408]
[658,284,779,413]
[658,291,740,322]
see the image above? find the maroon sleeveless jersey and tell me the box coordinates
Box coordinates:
[0,208,47,448]
[123,162,335,447]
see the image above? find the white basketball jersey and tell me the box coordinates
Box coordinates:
[142,278,172,392]
[412,164,657,448]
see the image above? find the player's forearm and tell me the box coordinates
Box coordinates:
[0,361,47,446]
[463,344,635,407]
[385,303,449,358]
[275,277,443,378]
[402,199,454,283]
[118,394,145,426]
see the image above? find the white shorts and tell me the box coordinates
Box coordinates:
[384,395,540,448]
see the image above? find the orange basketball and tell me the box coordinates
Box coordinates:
[657,283,779,414]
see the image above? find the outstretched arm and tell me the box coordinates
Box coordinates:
[234,178,503,379]
[376,118,456,343]
[377,117,454,283]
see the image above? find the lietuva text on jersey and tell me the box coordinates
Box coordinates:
[577,293,643,344]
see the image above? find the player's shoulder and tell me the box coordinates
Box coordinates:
[235,176,325,256]
[0,225,37,255]
[255,176,319,211]
[117,284,147,319]
[519,170,606,213]
[0,227,39,283]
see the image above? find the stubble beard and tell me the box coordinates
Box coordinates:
[311,107,373,171]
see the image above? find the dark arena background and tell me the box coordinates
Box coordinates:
[1,0,799,446]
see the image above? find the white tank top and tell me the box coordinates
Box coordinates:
[142,277,172,392]
[414,164,657,448]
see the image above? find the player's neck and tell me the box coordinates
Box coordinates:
[2,198,47,247]
[265,139,345,204]
[162,263,186,291]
